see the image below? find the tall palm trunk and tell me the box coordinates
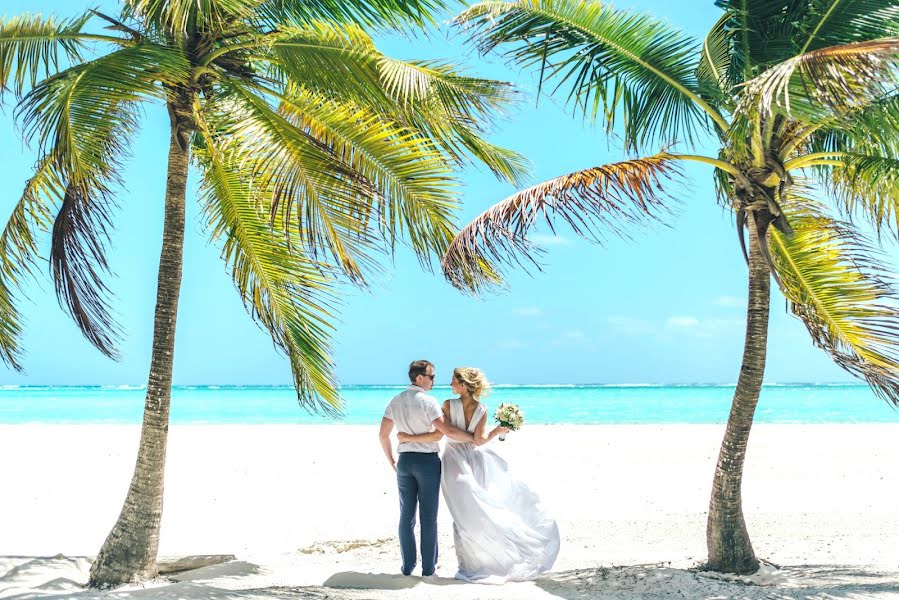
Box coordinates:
[89,93,193,587]
[706,210,770,574]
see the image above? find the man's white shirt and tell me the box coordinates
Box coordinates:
[384,384,443,453]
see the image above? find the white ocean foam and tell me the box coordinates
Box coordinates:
[493,384,577,388]
[602,383,662,388]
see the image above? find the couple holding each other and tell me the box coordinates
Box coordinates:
[378,360,560,583]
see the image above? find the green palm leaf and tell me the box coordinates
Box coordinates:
[712,1,899,110]
[796,0,899,54]
[254,0,448,30]
[195,111,343,415]
[455,0,725,150]
[13,43,188,357]
[769,194,899,403]
[262,22,519,127]
[824,153,899,237]
[17,43,188,183]
[713,0,808,81]
[803,92,899,159]
[0,11,92,98]
[697,12,734,107]
[442,153,681,293]
[0,156,64,370]
[123,0,261,36]
[211,82,402,282]
[208,21,528,184]
[269,83,461,266]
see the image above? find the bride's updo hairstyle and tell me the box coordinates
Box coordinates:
[453,367,492,400]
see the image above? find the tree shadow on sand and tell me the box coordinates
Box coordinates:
[536,563,899,600]
[323,571,464,590]
[0,555,91,597]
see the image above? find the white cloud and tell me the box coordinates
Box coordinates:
[529,234,571,246]
[514,306,542,317]
[715,295,747,308]
[607,316,658,337]
[608,315,743,340]
[666,316,700,328]
[550,329,590,346]
[666,316,743,339]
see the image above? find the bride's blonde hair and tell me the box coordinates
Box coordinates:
[453,367,492,400]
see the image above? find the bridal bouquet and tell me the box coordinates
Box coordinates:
[494,403,524,441]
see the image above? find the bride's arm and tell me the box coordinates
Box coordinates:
[472,414,508,446]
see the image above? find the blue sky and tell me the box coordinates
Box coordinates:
[0,0,859,385]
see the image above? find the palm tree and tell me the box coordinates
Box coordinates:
[0,0,526,586]
[443,0,899,574]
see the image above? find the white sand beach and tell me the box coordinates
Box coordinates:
[2,423,899,599]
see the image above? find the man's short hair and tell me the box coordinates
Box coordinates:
[408,360,434,383]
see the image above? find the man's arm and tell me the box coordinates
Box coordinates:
[398,429,444,443]
[433,415,474,442]
[379,417,397,471]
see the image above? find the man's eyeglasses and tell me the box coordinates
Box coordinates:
[423,374,436,380]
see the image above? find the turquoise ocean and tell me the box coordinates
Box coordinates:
[1,384,898,424]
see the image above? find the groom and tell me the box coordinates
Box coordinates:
[379,360,472,576]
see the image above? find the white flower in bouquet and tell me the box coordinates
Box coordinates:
[494,403,524,441]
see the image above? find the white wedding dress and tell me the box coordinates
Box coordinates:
[441,399,560,583]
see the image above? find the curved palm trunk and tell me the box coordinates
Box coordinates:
[706,211,770,574]
[88,95,192,587]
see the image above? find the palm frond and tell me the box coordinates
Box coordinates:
[442,153,682,293]
[696,12,734,107]
[123,0,261,36]
[796,0,899,54]
[802,91,899,159]
[269,83,461,267]
[448,129,532,188]
[0,11,92,98]
[50,182,122,359]
[254,0,448,30]
[0,156,64,370]
[714,0,809,81]
[13,44,187,354]
[737,37,899,122]
[455,0,722,150]
[194,111,343,415]
[257,21,528,185]
[207,82,393,283]
[17,43,188,183]
[769,194,899,404]
[823,152,899,238]
[264,22,519,126]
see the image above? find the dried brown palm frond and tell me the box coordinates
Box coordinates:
[442,153,682,293]
[49,182,121,360]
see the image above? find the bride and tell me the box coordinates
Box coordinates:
[398,367,560,582]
